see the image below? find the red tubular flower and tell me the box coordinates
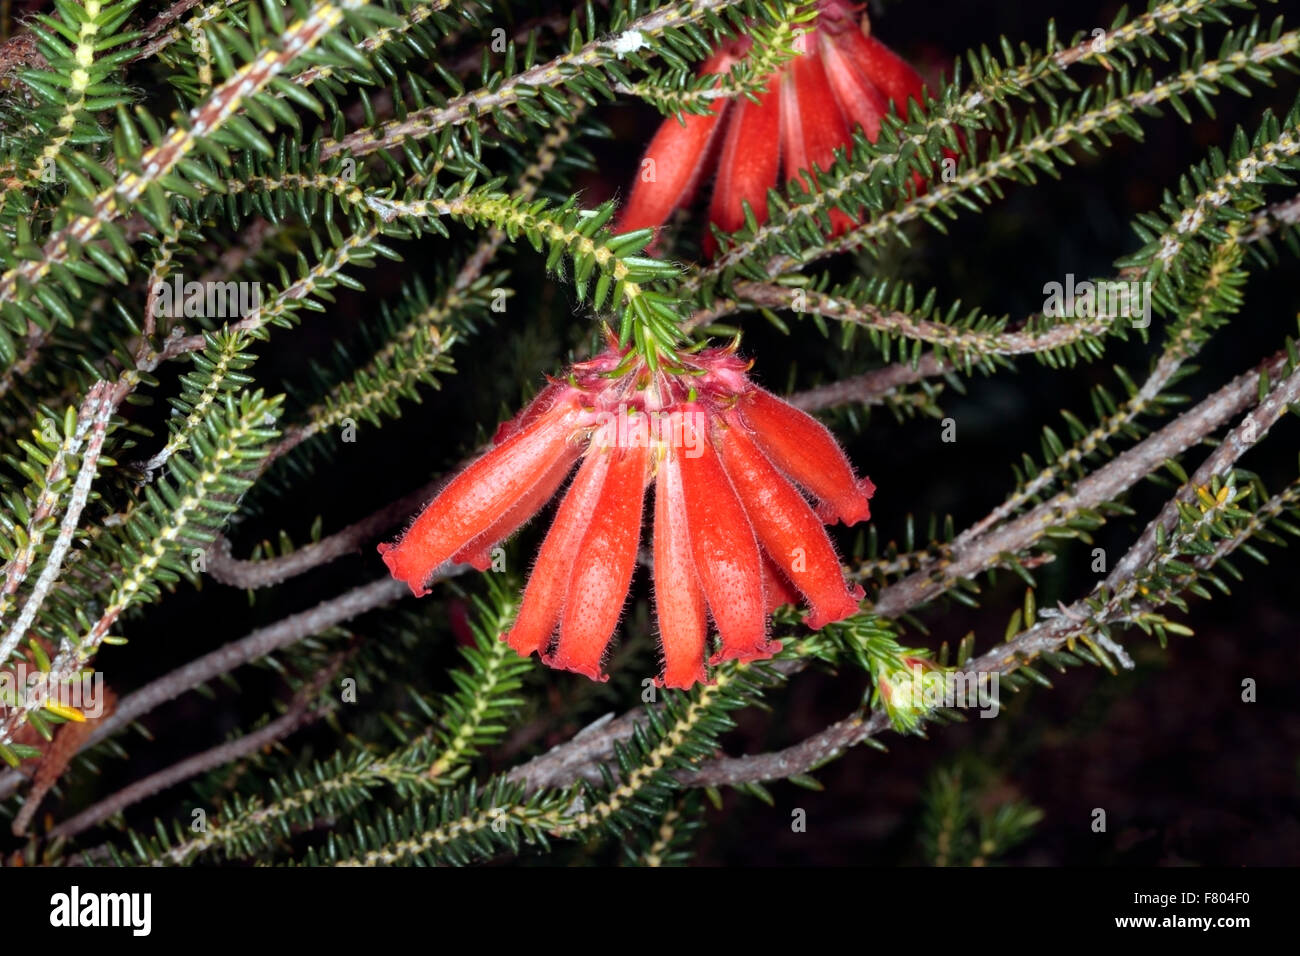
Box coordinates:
[547,439,650,680]
[452,446,580,571]
[737,386,875,525]
[379,342,875,689]
[839,31,926,109]
[762,555,802,613]
[653,436,710,689]
[492,378,566,445]
[676,401,774,664]
[615,46,746,237]
[378,389,583,596]
[780,30,857,237]
[719,413,864,628]
[706,84,780,244]
[817,27,889,141]
[614,0,934,254]
[504,431,615,656]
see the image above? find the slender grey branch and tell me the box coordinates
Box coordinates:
[47,650,350,841]
[49,702,333,841]
[1111,354,1300,584]
[0,382,113,668]
[1241,193,1300,244]
[506,709,645,792]
[0,576,418,802]
[505,659,806,792]
[790,354,952,412]
[0,388,100,626]
[319,0,745,160]
[870,350,1290,618]
[205,479,447,589]
[704,282,1115,356]
[675,710,891,787]
[950,330,1193,552]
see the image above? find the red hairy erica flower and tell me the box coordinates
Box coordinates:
[379,341,875,689]
[614,0,930,254]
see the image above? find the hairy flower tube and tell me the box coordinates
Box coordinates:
[378,342,875,689]
[614,0,931,254]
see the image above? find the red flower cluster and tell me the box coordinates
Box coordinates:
[379,343,874,689]
[615,0,929,254]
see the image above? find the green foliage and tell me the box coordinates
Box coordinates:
[920,764,1043,867]
[0,0,1295,867]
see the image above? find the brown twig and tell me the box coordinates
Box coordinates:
[693,281,1117,355]
[0,575,421,801]
[46,649,351,841]
[205,478,448,588]
[133,0,237,63]
[0,30,42,82]
[48,704,332,841]
[789,353,952,412]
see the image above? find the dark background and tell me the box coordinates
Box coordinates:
[6,0,1296,865]
[675,0,1300,866]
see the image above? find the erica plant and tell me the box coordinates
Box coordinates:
[379,339,872,687]
[0,0,1296,872]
